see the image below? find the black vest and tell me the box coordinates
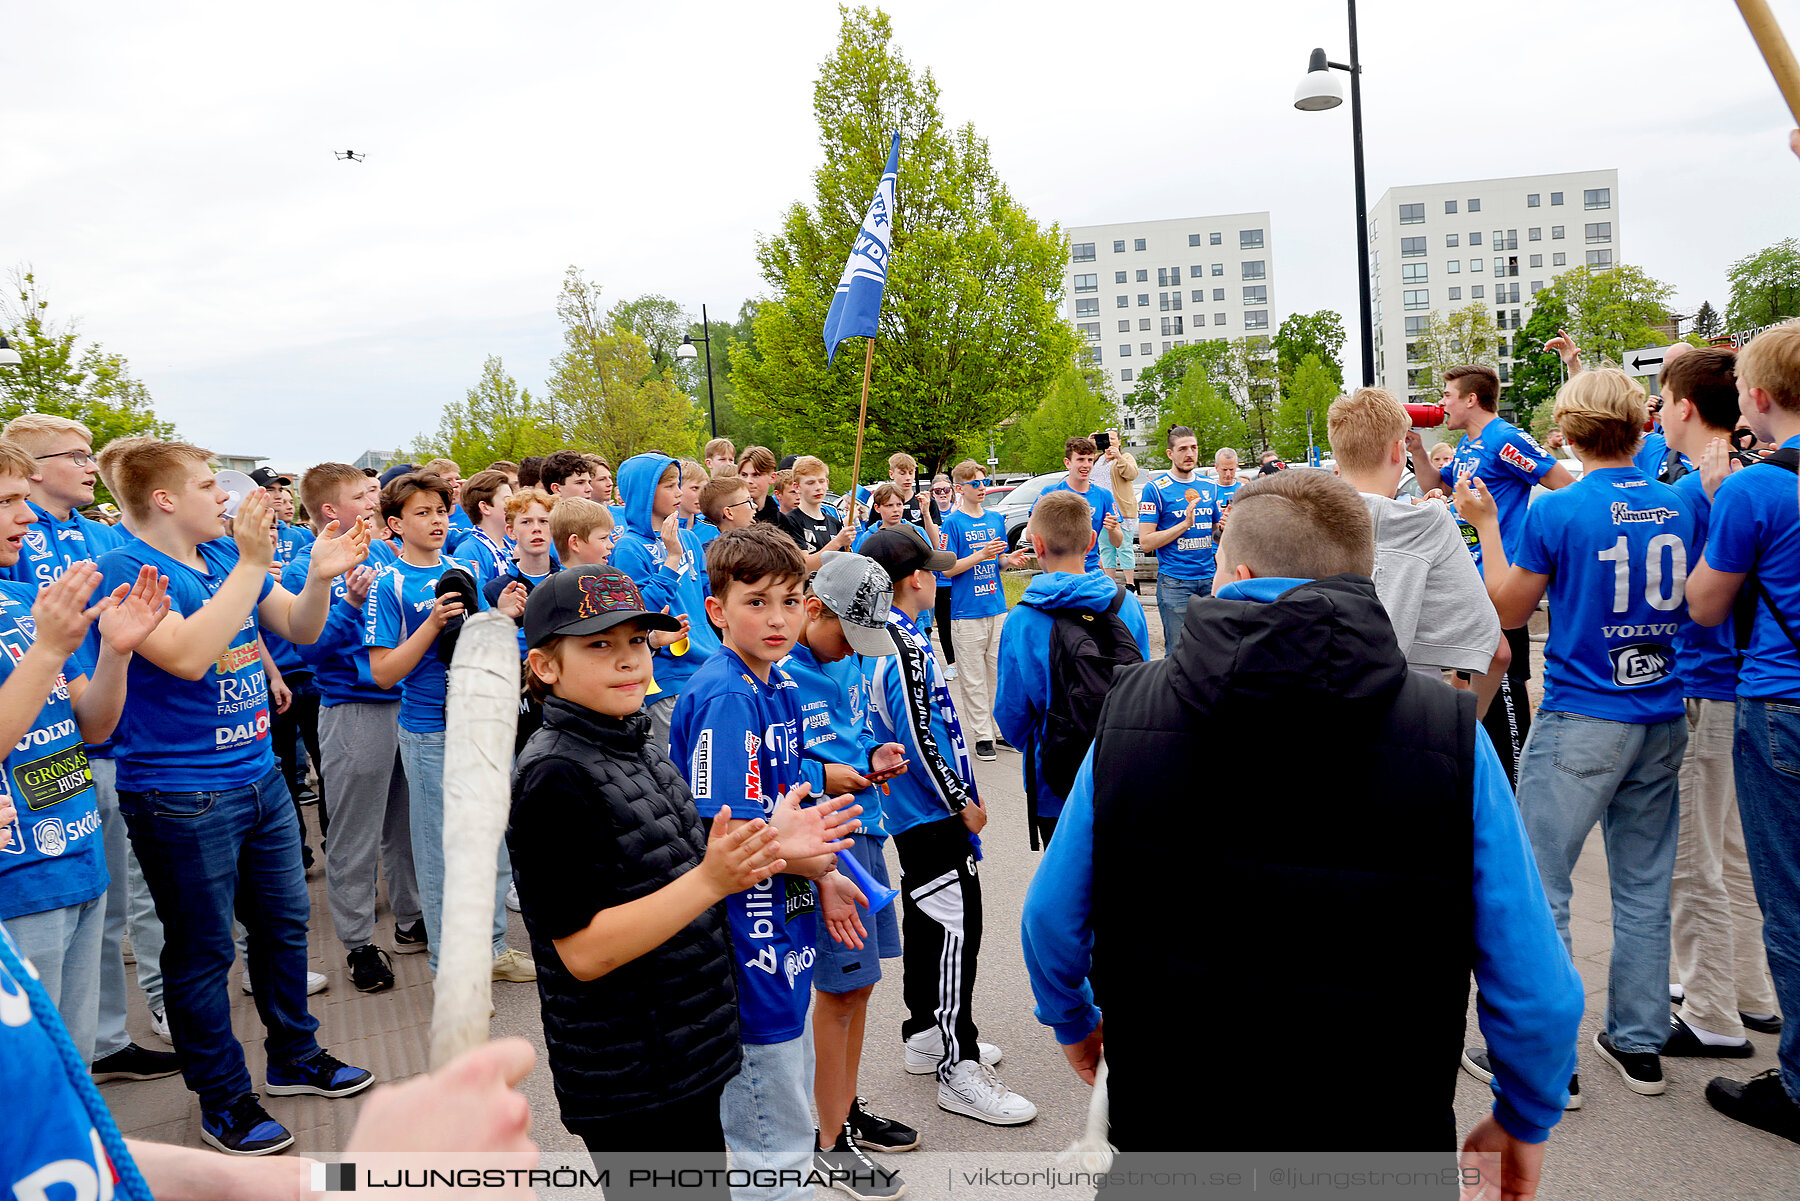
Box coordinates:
[508,697,741,1130]
[1091,576,1476,1151]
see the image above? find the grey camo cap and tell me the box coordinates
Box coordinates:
[812,553,898,657]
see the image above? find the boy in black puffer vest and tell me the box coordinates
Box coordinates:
[507,565,858,1189]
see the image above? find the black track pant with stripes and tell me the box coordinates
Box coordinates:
[894,815,983,1082]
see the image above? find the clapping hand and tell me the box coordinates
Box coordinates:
[769,783,861,859]
[497,581,529,619]
[310,515,372,582]
[233,489,277,571]
[1699,437,1738,502]
[1453,476,1499,528]
[28,563,109,659]
[650,607,690,649]
[697,808,785,897]
[97,565,172,655]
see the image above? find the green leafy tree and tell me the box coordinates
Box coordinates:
[1217,337,1282,453]
[732,7,1075,476]
[1162,370,1248,459]
[1532,264,1673,367]
[1508,295,1570,429]
[995,367,1113,475]
[1128,341,1230,423]
[1690,299,1721,341]
[610,294,691,378]
[1412,302,1502,400]
[691,301,786,452]
[1272,311,1347,393]
[1271,353,1340,461]
[545,267,704,465]
[1724,238,1800,333]
[411,355,559,469]
[0,270,176,469]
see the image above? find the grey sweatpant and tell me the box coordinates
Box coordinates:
[94,755,166,1059]
[320,702,421,951]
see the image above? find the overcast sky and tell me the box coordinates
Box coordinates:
[5,0,1795,469]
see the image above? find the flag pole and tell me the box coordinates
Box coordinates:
[1735,0,1800,124]
[847,335,875,528]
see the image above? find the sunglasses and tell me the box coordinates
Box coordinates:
[931,486,952,494]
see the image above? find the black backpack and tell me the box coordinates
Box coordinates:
[1025,584,1142,849]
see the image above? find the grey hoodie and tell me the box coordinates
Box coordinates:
[1360,492,1499,676]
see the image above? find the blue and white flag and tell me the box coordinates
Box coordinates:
[823,133,900,366]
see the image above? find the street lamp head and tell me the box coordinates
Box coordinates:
[675,338,699,362]
[0,337,20,368]
[1294,47,1344,112]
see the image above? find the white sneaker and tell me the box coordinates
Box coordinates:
[506,883,522,913]
[904,1029,1001,1074]
[937,1060,1036,1125]
[148,1007,172,1045]
[944,664,959,682]
[492,947,537,982]
[241,971,327,997]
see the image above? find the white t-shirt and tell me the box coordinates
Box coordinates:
[1360,492,1500,676]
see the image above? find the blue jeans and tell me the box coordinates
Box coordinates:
[1733,700,1800,1101]
[4,895,105,1063]
[118,765,320,1111]
[1517,711,1685,1053]
[1154,574,1211,654]
[398,728,511,972]
[720,1015,815,1201]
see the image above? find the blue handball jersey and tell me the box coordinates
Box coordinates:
[1035,480,1114,574]
[1704,435,1800,700]
[1139,472,1221,580]
[939,508,1008,619]
[1515,467,1697,722]
[668,647,817,1045]
[362,552,488,734]
[1448,418,1557,575]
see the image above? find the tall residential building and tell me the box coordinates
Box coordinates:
[1367,170,1619,403]
[1062,213,1276,451]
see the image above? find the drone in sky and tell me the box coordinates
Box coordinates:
[334,150,366,162]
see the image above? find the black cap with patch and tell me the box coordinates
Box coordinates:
[523,565,683,650]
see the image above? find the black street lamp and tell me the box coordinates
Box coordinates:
[675,304,718,439]
[1295,1,1374,389]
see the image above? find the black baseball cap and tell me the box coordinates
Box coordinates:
[250,467,292,488]
[523,565,682,650]
[860,525,955,583]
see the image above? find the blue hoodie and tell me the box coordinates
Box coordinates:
[994,571,1150,822]
[610,454,722,700]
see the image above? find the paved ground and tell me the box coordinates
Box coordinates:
[103,602,1798,1197]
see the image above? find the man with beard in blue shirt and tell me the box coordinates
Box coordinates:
[1139,426,1222,653]
[1458,368,1694,1109]
[1413,364,1576,783]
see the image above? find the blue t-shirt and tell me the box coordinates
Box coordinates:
[1704,435,1800,700]
[1035,480,1115,573]
[668,647,816,1044]
[283,538,399,708]
[448,527,512,586]
[1671,473,1738,702]
[99,538,278,792]
[1214,479,1243,509]
[1139,471,1220,580]
[0,581,105,921]
[938,508,1008,619]
[448,506,474,533]
[1448,418,1557,575]
[362,553,488,734]
[1634,430,1668,479]
[262,522,316,675]
[1515,467,1695,722]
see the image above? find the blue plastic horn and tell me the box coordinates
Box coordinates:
[836,840,899,913]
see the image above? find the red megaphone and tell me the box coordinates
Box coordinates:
[1405,404,1447,428]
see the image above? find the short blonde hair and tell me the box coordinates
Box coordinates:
[0,437,41,484]
[1217,470,1374,580]
[772,468,796,494]
[299,462,367,529]
[421,458,460,478]
[791,455,828,482]
[504,487,555,522]
[700,476,750,522]
[888,452,918,474]
[679,459,706,487]
[1028,490,1095,558]
[111,440,214,525]
[1738,320,1800,414]
[952,459,984,484]
[584,453,611,476]
[95,435,159,499]
[1552,369,1647,461]
[704,437,737,462]
[1,413,93,457]
[1326,387,1410,475]
[870,482,907,508]
[550,496,613,558]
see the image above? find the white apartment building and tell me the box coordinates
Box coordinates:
[1367,170,1620,403]
[1062,213,1276,450]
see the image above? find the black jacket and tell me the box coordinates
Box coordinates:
[507,696,740,1130]
[1090,575,1477,1151]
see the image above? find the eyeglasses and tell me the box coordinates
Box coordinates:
[36,450,94,467]
[724,499,756,514]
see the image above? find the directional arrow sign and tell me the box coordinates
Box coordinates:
[1623,346,1667,376]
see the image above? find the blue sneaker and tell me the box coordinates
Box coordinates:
[200,1094,294,1156]
[266,1049,375,1098]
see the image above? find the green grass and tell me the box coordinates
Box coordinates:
[1002,569,1034,608]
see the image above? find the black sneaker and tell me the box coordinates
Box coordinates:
[91,1042,180,1083]
[1707,1069,1800,1144]
[347,944,395,993]
[1459,1046,1494,1084]
[201,1094,294,1156]
[815,1124,906,1199]
[301,842,315,871]
[994,736,1016,753]
[1594,1031,1665,1095]
[393,920,428,954]
[974,740,996,762]
[1567,1073,1581,1110]
[1664,1015,1754,1058]
[848,1098,920,1152]
[265,1049,374,1098]
[1741,1011,1784,1035]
